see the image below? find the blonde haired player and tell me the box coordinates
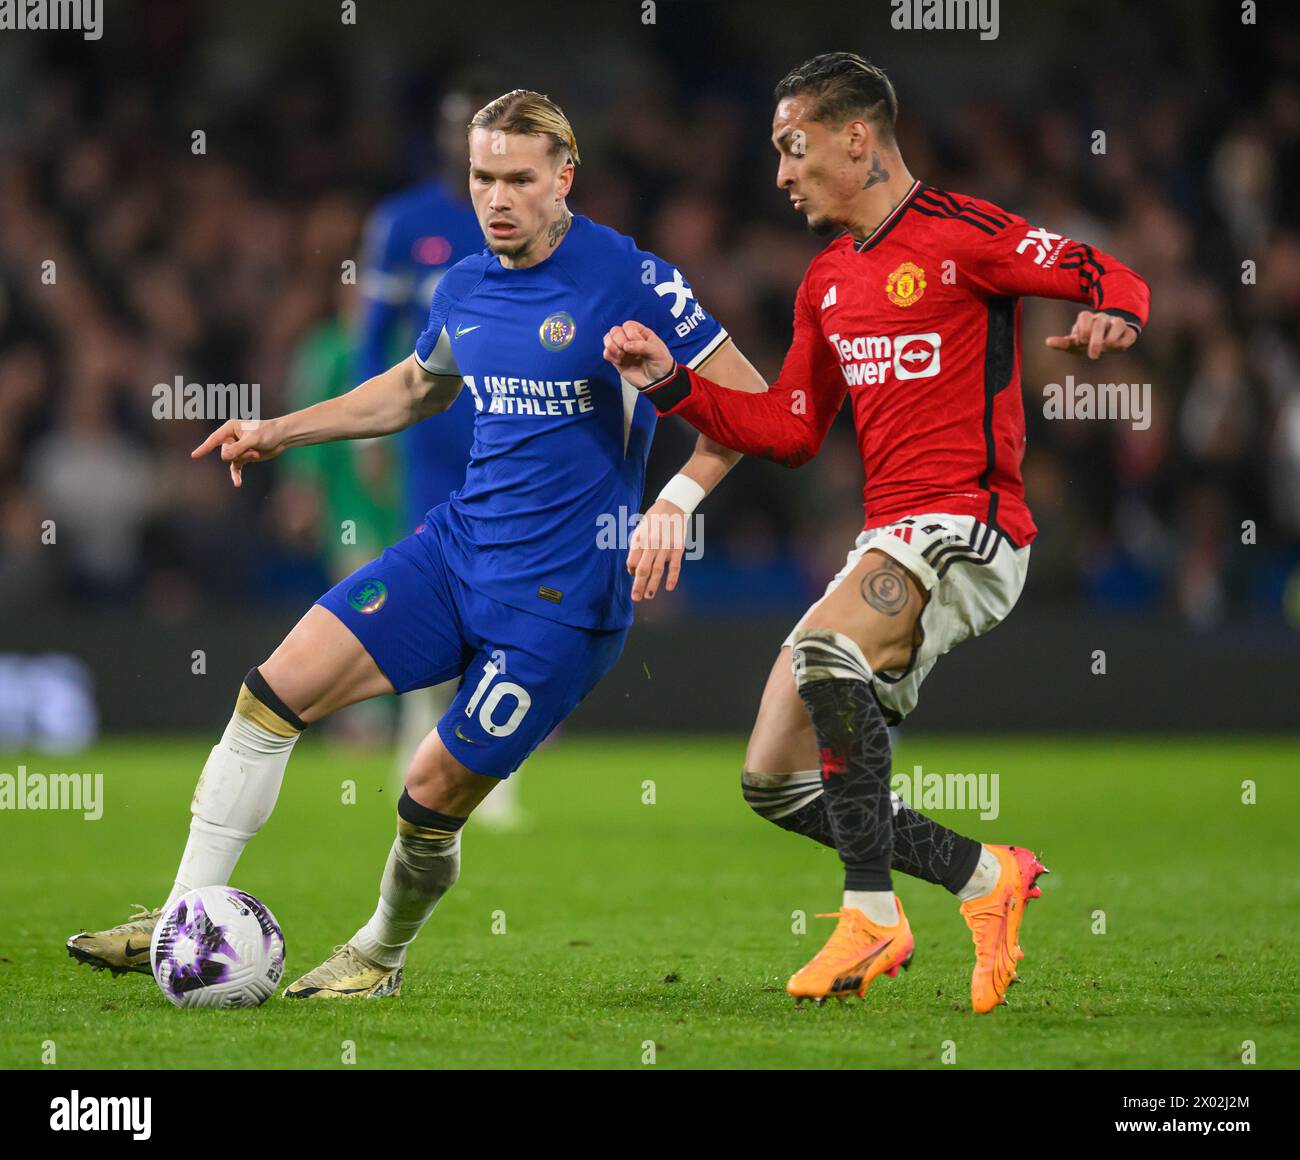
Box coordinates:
[67,90,767,997]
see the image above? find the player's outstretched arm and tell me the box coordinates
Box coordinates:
[191,355,461,488]
[603,314,844,468]
[957,205,1150,359]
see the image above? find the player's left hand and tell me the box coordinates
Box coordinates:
[627,498,688,601]
[1045,310,1138,359]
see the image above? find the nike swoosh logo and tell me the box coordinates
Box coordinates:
[123,940,150,957]
[453,725,479,745]
[454,325,481,338]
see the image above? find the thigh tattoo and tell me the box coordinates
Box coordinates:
[860,556,910,616]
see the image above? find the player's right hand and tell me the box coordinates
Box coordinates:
[1045,310,1138,359]
[603,321,674,389]
[627,497,689,601]
[191,418,286,488]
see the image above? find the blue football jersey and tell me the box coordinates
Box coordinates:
[413,213,729,630]
[359,179,487,529]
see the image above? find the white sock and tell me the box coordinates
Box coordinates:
[165,704,300,910]
[843,889,899,926]
[352,829,461,968]
[957,845,1001,902]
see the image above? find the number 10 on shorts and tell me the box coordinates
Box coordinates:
[464,660,532,737]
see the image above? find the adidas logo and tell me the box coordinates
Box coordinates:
[821,285,838,310]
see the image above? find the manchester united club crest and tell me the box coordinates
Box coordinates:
[885,261,926,308]
[539,311,576,350]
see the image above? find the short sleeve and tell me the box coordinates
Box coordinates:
[413,281,459,376]
[628,250,729,370]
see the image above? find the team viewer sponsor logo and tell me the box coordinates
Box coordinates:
[827,332,941,387]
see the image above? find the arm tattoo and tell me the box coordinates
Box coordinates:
[547,210,572,250]
[860,556,909,616]
[862,151,889,190]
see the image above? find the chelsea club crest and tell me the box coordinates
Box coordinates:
[539,311,576,350]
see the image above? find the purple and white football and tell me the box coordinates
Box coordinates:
[150,886,285,1008]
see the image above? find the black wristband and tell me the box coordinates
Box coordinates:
[640,361,693,414]
[1100,308,1143,334]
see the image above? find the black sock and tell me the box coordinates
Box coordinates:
[742,771,837,846]
[792,630,893,892]
[893,801,982,893]
[743,770,981,893]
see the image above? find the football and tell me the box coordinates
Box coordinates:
[150,887,285,1009]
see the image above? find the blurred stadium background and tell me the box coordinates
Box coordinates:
[1,0,1298,746]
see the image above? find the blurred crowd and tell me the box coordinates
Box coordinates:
[1,4,1298,630]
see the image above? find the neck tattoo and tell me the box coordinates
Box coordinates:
[862,151,890,190]
[547,210,572,250]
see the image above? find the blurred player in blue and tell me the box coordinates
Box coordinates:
[357,86,483,540]
[67,90,766,998]
[357,86,527,828]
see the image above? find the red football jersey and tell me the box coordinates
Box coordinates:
[645,181,1151,547]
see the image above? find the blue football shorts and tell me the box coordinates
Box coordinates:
[316,521,626,778]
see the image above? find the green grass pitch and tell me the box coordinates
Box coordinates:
[1,734,1296,1069]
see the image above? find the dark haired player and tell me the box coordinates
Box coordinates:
[607,53,1149,1011]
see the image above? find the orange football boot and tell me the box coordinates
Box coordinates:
[787,899,915,1004]
[960,844,1049,1014]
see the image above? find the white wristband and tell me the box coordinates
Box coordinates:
[656,473,707,515]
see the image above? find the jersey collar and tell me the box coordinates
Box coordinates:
[491,212,584,274]
[852,179,922,253]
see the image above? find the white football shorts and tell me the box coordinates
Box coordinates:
[782,513,1030,721]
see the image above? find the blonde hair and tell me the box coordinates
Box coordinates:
[468,89,581,166]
